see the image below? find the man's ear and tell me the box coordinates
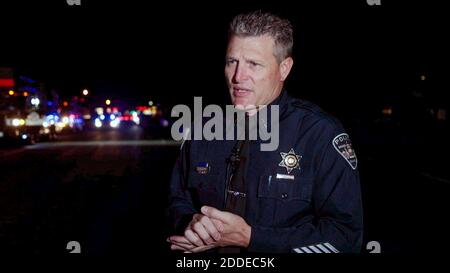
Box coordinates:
[279,57,294,82]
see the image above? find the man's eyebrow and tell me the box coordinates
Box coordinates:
[244,57,264,65]
[225,56,264,65]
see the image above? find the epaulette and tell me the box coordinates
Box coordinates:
[291,99,322,113]
[291,99,342,128]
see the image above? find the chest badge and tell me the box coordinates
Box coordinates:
[279,148,302,174]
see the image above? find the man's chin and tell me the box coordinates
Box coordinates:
[232,97,250,107]
[233,102,258,113]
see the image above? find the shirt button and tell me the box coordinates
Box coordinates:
[281,193,288,199]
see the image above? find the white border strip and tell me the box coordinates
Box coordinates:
[300,247,313,253]
[316,244,331,253]
[324,242,340,253]
[293,242,339,254]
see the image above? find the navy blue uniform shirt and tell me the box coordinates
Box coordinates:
[168,90,363,253]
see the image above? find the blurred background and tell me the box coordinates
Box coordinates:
[0,0,449,255]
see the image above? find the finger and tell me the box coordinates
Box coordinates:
[184,228,204,247]
[201,206,231,223]
[191,220,214,244]
[198,215,221,240]
[169,236,196,248]
[211,219,224,233]
[171,244,190,251]
[189,244,217,253]
[171,241,196,250]
[169,235,192,245]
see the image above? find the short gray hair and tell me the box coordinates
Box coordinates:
[228,10,293,63]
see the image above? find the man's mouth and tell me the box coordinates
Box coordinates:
[233,87,252,97]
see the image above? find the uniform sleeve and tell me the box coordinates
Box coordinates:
[167,140,197,234]
[248,125,363,253]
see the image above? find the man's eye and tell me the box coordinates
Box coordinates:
[226,59,237,65]
[249,61,259,67]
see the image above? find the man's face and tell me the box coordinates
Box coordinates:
[225,35,292,109]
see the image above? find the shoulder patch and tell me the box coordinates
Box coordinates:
[332,133,357,170]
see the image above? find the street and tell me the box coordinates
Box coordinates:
[0,127,180,255]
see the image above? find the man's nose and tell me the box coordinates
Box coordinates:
[233,63,248,83]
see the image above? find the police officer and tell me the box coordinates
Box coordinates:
[167,11,363,253]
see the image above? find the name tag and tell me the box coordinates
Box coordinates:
[276,173,295,180]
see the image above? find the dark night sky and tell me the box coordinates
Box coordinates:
[1,0,448,120]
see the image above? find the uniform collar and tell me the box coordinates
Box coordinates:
[241,90,290,145]
[267,89,290,119]
[258,89,290,132]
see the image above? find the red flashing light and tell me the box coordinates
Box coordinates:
[0,78,15,87]
[136,106,149,111]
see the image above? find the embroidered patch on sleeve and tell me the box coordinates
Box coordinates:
[332,133,357,170]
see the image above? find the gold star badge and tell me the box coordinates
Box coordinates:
[279,148,301,174]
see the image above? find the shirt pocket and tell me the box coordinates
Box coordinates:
[187,173,222,209]
[256,174,313,227]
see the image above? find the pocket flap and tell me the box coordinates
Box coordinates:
[258,175,312,202]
